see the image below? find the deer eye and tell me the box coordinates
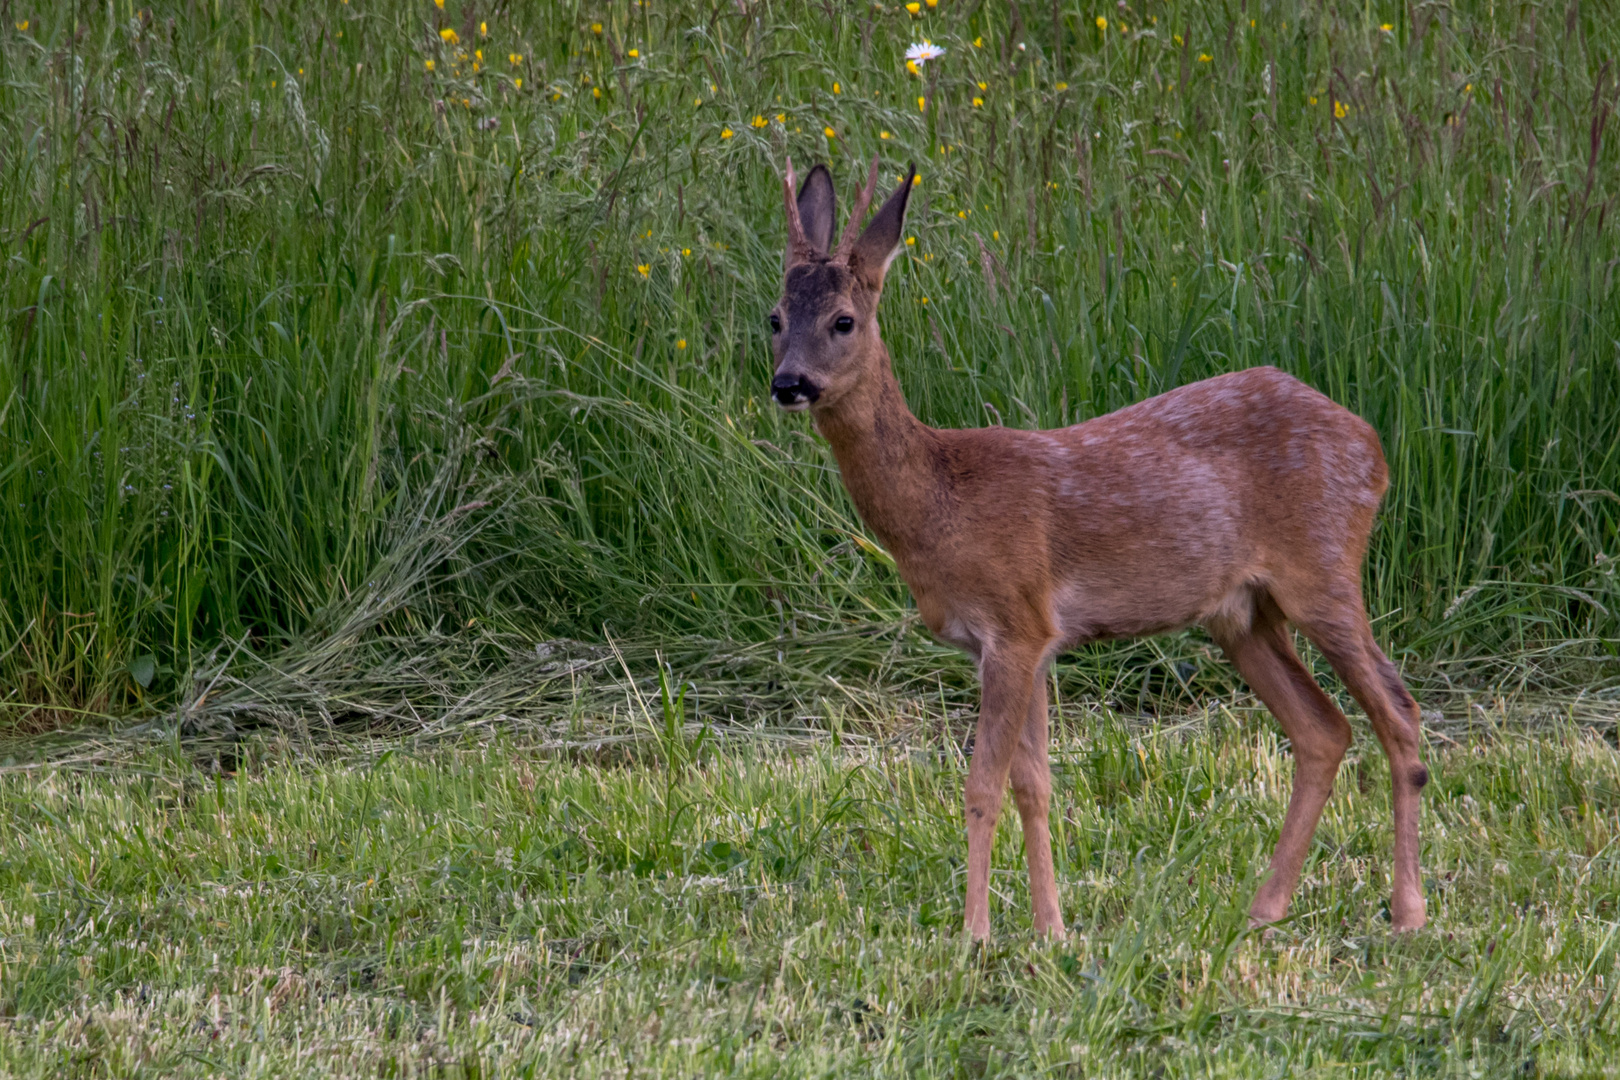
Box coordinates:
[769,313,782,334]
[833,315,855,334]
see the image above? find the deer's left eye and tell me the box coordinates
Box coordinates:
[833,316,855,334]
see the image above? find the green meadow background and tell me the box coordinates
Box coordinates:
[2,0,1618,728]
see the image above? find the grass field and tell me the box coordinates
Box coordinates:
[5,706,1620,1076]
[5,2,1620,1074]
[3,0,1620,724]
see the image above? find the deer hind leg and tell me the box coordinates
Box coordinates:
[963,646,1043,941]
[1288,597,1428,932]
[1210,594,1353,928]
[1009,666,1063,938]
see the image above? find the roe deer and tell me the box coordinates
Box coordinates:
[767,157,1427,939]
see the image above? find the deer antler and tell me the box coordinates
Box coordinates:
[781,157,817,264]
[835,155,882,258]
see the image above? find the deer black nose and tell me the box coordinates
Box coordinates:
[771,373,821,408]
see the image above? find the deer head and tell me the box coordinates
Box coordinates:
[768,157,915,412]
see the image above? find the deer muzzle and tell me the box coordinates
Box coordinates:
[771,373,820,411]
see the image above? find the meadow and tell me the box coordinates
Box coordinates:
[4,0,1620,1074]
[2,0,1619,722]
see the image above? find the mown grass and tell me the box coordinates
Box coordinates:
[3,705,1620,1076]
[3,0,1619,726]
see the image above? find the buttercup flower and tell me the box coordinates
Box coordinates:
[637,264,650,278]
[917,95,926,112]
[905,2,920,13]
[440,27,459,44]
[879,130,891,139]
[751,115,768,128]
[1096,16,1107,30]
[823,126,836,138]
[972,96,983,107]
[425,59,435,70]
[1334,100,1348,118]
[721,127,734,138]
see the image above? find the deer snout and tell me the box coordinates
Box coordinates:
[771,372,820,411]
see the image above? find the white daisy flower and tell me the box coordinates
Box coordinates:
[906,40,945,67]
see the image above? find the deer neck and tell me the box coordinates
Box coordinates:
[812,343,938,556]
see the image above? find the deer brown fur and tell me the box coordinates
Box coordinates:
[768,158,1428,939]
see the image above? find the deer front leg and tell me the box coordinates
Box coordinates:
[963,649,1041,941]
[1010,668,1064,938]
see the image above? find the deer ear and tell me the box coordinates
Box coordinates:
[849,164,914,288]
[796,165,837,256]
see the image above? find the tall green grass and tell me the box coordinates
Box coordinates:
[2,0,1618,725]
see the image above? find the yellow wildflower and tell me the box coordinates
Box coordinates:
[906,236,916,246]
[474,50,482,61]
[15,18,28,29]
[1198,53,1212,62]
[637,264,650,278]
[978,81,988,90]
[434,0,444,7]
[628,48,639,57]
[751,115,768,128]
[906,2,920,12]
[1172,33,1183,45]
[906,60,920,75]
[591,22,602,34]
[992,230,999,240]
[1119,23,1127,32]
[824,126,836,138]
[833,82,841,94]
[917,95,926,112]
[425,59,436,71]
[510,53,522,65]
[440,27,459,44]
[1096,16,1107,30]
[1334,99,1348,118]
[927,0,938,6]
[879,130,891,139]
[721,127,734,138]
[695,98,703,106]
[593,86,602,99]
[956,210,967,218]
[1379,22,1393,32]
[974,36,983,47]
[681,248,691,256]
[1465,83,1472,93]
[972,97,983,107]
[1055,82,1067,90]
[676,340,687,350]
[776,112,786,122]
[514,78,522,89]
[920,296,929,304]
[1308,95,1317,105]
